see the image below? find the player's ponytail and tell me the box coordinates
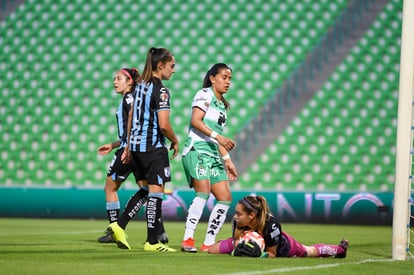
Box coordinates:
[140,47,173,83]
[255,196,270,235]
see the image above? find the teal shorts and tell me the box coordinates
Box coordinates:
[182,150,228,188]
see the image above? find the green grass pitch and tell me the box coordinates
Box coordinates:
[0,218,413,275]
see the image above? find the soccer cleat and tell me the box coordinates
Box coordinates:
[106,222,131,250]
[144,241,176,252]
[158,232,169,244]
[181,238,197,252]
[97,232,115,243]
[200,244,212,252]
[335,239,349,258]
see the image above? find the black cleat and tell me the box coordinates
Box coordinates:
[157,233,169,244]
[97,232,116,243]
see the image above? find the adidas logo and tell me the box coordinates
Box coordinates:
[156,246,170,251]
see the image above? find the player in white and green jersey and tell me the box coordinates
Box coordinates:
[182,85,227,159]
[181,63,238,253]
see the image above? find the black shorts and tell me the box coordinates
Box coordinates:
[130,147,171,185]
[107,147,140,182]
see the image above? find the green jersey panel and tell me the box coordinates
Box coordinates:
[182,87,227,157]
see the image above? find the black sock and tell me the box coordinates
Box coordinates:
[107,209,119,223]
[158,217,166,236]
[146,196,162,244]
[118,188,149,229]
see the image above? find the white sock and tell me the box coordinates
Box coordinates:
[203,202,230,246]
[183,196,207,240]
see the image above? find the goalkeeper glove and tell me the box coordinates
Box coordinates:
[232,240,262,258]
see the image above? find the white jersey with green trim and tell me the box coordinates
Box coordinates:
[182,87,227,157]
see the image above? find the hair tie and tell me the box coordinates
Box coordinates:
[240,197,257,213]
[120,68,133,80]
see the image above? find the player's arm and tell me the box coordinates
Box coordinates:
[218,145,237,180]
[97,140,120,156]
[265,245,277,258]
[191,107,235,151]
[206,241,221,254]
[121,98,134,164]
[158,109,179,159]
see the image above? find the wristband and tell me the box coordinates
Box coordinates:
[210,131,218,139]
[222,154,231,160]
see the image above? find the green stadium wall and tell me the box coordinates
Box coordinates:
[0,187,394,225]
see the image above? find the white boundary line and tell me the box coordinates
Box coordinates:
[219,258,395,275]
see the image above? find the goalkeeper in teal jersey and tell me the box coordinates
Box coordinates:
[181,63,238,253]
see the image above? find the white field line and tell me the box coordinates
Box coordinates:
[219,258,395,275]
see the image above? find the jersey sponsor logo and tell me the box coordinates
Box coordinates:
[210,167,220,177]
[197,165,207,177]
[159,88,169,108]
[270,223,281,240]
[125,94,134,105]
[159,102,169,108]
[164,166,171,177]
[160,88,169,102]
[142,86,149,95]
[218,111,226,126]
[130,135,141,146]
[195,97,206,102]
[194,97,209,108]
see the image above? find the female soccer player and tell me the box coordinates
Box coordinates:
[107,47,179,252]
[96,68,149,243]
[208,195,349,258]
[181,63,237,253]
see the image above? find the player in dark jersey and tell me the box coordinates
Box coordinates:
[208,195,349,258]
[107,47,179,252]
[101,67,169,247]
[96,68,147,243]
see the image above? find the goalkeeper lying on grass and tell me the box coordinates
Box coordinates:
[207,195,349,258]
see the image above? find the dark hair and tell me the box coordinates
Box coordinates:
[203,63,232,110]
[120,68,140,92]
[234,196,270,240]
[140,47,173,83]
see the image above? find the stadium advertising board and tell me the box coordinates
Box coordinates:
[0,187,396,225]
